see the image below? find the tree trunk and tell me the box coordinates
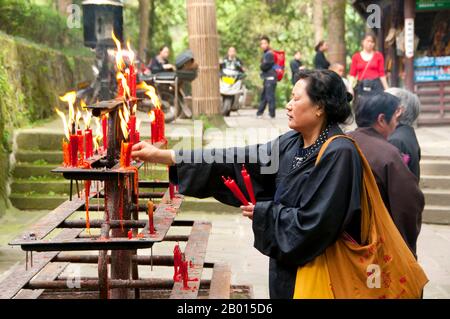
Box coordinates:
[148,0,155,58]
[186,0,221,116]
[138,0,150,62]
[313,0,324,45]
[327,0,346,67]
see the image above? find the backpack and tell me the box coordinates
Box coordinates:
[272,50,285,81]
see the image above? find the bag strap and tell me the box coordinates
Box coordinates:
[359,52,374,80]
[314,134,382,244]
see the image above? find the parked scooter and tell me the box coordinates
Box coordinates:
[220,68,246,116]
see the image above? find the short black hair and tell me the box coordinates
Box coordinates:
[296,69,353,124]
[355,92,400,127]
[260,35,270,43]
[159,45,169,53]
[315,40,325,52]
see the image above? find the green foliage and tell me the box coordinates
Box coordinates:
[32,159,48,166]
[123,0,188,61]
[0,0,85,50]
[345,4,366,69]
[122,0,363,108]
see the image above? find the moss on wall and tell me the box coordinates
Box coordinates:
[0,31,94,216]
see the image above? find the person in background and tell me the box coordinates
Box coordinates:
[349,33,389,107]
[348,92,424,257]
[313,40,330,70]
[329,62,354,96]
[385,88,422,180]
[290,50,305,85]
[149,45,175,74]
[220,46,245,73]
[256,35,277,119]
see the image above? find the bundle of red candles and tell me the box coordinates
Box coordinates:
[221,164,256,206]
[150,108,165,144]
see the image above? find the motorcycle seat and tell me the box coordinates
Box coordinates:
[153,72,177,81]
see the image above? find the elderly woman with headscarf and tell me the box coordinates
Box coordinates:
[385,88,421,180]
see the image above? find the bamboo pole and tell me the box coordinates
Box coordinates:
[186,0,221,115]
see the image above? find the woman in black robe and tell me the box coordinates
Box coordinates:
[131,69,363,299]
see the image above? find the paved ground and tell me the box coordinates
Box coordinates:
[1,107,449,298]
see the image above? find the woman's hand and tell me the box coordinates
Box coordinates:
[131,141,175,166]
[241,203,255,220]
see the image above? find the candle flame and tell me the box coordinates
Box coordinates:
[149,110,155,123]
[137,81,161,109]
[83,110,92,129]
[93,117,102,151]
[126,41,135,64]
[118,109,129,140]
[112,31,125,71]
[80,99,87,111]
[55,107,70,140]
[75,110,82,129]
[117,72,130,99]
[121,103,131,128]
[59,91,77,124]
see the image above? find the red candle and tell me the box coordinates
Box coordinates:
[120,141,131,168]
[181,259,189,289]
[129,64,136,98]
[158,108,165,142]
[62,139,70,167]
[169,182,175,200]
[150,113,157,144]
[85,129,93,159]
[147,200,155,234]
[101,114,108,151]
[241,165,256,205]
[135,131,140,143]
[127,230,132,239]
[222,176,249,205]
[69,134,78,167]
[173,244,182,281]
[128,115,136,144]
[77,132,84,163]
[117,78,124,98]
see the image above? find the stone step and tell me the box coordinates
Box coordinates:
[420,160,450,176]
[10,192,238,213]
[424,188,450,207]
[10,180,73,194]
[10,194,67,210]
[12,163,169,180]
[16,131,64,151]
[15,150,63,164]
[15,128,198,152]
[422,205,450,225]
[12,164,59,179]
[420,175,450,189]
[421,154,450,161]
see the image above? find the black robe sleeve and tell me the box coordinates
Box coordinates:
[168,139,280,207]
[252,138,362,267]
